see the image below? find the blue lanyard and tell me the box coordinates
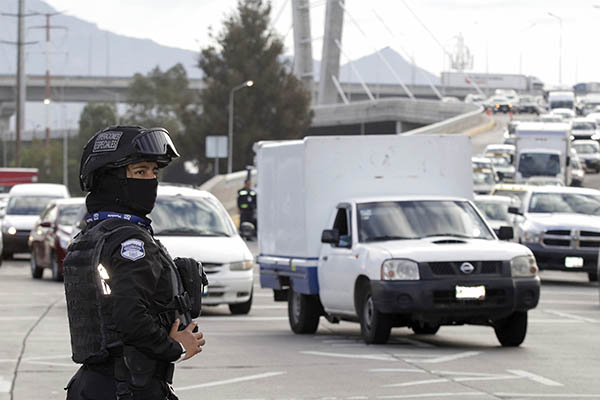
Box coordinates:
[85,211,152,232]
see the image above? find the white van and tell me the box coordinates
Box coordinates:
[2,183,70,258]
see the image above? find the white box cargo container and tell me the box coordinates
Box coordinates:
[256,135,473,260]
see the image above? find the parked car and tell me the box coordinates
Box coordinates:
[151,184,255,314]
[572,140,600,173]
[28,198,85,281]
[474,195,518,239]
[2,183,70,259]
[510,186,600,281]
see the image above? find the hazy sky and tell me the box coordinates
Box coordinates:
[36,0,600,87]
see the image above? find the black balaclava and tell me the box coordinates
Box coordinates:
[86,166,158,218]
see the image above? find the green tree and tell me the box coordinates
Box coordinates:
[198,0,313,172]
[19,139,63,184]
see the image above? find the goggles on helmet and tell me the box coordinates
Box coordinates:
[132,128,180,158]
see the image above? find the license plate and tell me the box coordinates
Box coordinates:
[565,257,584,268]
[455,285,486,300]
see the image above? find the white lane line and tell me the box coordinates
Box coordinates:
[176,371,285,391]
[529,319,584,323]
[431,370,511,377]
[0,376,11,393]
[378,393,487,399]
[384,378,449,387]
[0,359,16,363]
[507,370,563,387]
[404,351,481,364]
[200,316,287,321]
[494,394,600,398]
[301,351,397,362]
[369,368,426,373]
[454,375,524,383]
[543,310,599,323]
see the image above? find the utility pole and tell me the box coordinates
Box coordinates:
[30,11,66,147]
[1,0,37,167]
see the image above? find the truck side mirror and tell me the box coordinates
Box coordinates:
[497,226,514,241]
[321,229,340,245]
[507,206,522,215]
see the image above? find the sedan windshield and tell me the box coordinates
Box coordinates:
[518,153,561,177]
[357,200,494,242]
[572,122,596,130]
[6,196,61,216]
[528,192,600,215]
[151,195,235,236]
[573,143,598,154]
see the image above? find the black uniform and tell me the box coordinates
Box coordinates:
[65,126,190,400]
[237,187,257,227]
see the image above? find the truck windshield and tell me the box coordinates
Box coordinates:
[518,153,561,177]
[550,100,573,109]
[151,195,235,236]
[473,170,495,185]
[357,200,494,242]
[6,196,61,216]
[573,143,598,154]
[474,201,510,223]
[572,122,596,130]
[528,192,600,215]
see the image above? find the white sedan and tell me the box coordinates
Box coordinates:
[151,185,255,314]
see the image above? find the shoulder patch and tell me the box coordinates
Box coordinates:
[120,238,145,261]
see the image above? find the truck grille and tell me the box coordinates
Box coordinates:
[427,261,502,276]
[541,229,600,249]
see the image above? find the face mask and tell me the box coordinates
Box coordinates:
[125,178,158,215]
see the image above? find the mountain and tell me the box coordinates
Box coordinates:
[0,0,202,78]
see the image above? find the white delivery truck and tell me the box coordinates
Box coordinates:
[514,122,571,185]
[256,135,540,346]
[547,91,575,112]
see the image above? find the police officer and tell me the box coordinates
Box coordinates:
[64,126,205,400]
[237,179,257,229]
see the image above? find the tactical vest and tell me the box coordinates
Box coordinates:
[63,218,193,365]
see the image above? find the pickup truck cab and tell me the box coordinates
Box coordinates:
[257,135,540,346]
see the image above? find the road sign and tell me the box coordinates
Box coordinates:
[206,136,228,159]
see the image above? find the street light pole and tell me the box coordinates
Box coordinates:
[227,80,254,174]
[548,12,562,85]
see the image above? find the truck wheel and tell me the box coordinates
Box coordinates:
[588,271,598,282]
[494,311,527,347]
[30,254,43,279]
[229,290,253,315]
[359,287,391,344]
[412,322,440,335]
[288,289,320,334]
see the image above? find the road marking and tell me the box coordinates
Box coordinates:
[494,394,600,398]
[543,310,599,323]
[176,371,285,391]
[507,370,563,386]
[200,316,287,321]
[431,370,512,377]
[369,368,426,373]
[384,378,449,387]
[378,392,487,398]
[0,376,11,393]
[404,351,481,363]
[301,351,397,362]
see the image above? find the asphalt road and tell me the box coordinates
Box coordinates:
[1,120,600,399]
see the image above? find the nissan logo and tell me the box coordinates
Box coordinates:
[460,262,475,274]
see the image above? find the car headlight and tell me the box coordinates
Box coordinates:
[229,260,254,270]
[6,226,16,235]
[522,229,542,243]
[511,255,538,277]
[381,259,420,280]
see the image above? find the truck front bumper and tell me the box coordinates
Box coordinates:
[524,243,598,273]
[371,277,540,323]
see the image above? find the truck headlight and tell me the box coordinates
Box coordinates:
[511,255,538,277]
[522,230,542,243]
[229,260,254,270]
[381,259,420,280]
[6,226,16,235]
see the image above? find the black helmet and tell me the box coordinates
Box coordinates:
[80,125,180,192]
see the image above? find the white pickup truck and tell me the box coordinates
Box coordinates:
[256,135,540,346]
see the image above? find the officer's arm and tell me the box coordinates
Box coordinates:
[103,232,182,362]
